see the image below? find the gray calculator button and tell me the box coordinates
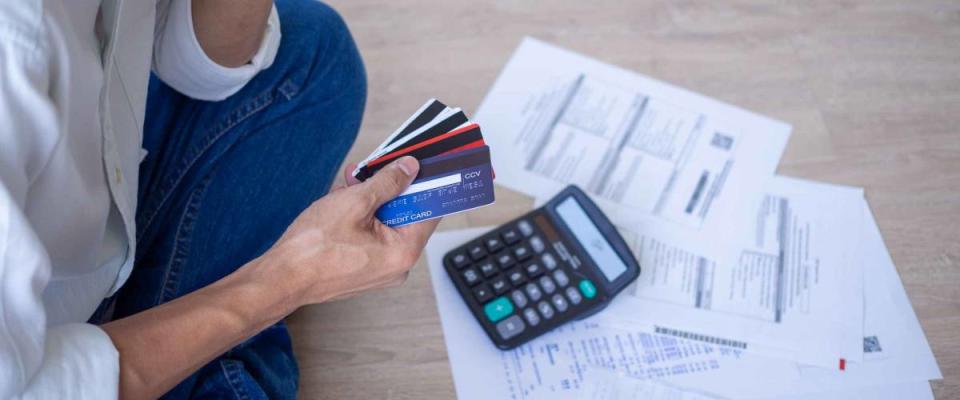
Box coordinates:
[452,253,470,269]
[539,276,557,294]
[542,253,558,270]
[525,283,543,302]
[479,261,498,278]
[462,268,481,286]
[468,244,487,261]
[523,308,541,326]
[529,235,546,254]
[508,269,527,286]
[490,276,510,295]
[496,315,526,340]
[524,262,544,278]
[552,270,570,287]
[513,245,532,261]
[565,286,582,305]
[518,220,535,237]
[511,290,528,308]
[485,237,504,253]
[551,293,569,313]
[497,253,516,269]
[502,229,521,245]
[473,284,493,303]
[537,301,555,320]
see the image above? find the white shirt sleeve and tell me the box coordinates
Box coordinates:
[0,22,119,400]
[152,0,282,101]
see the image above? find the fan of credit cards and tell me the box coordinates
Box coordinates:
[352,99,496,227]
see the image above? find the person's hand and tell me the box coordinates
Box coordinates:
[261,156,441,305]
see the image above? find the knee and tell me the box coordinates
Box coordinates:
[273,0,366,104]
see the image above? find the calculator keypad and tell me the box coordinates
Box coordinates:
[446,216,603,345]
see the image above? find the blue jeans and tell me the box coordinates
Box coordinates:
[97,1,366,398]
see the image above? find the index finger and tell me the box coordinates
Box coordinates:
[343,162,362,186]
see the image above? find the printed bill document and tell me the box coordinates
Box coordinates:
[475,37,791,261]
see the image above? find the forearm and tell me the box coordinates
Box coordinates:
[102,256,307,399]
[191,0,273,67]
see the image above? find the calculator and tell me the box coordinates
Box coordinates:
[443,185,641,350]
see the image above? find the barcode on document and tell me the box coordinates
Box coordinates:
[655,326,748,350]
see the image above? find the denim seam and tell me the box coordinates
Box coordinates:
[155,173,210,305]
[139,79,300,239]
[220,359,251,400]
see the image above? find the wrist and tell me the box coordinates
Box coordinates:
[236,252,313,318]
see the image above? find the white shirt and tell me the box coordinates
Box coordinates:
[0,0,280,398]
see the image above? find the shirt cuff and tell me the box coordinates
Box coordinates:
[20,324,119,400]
[153,0,281,101]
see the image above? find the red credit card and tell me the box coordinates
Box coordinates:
[356,123,485,181]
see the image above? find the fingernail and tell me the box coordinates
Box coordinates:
[396,156,418,177]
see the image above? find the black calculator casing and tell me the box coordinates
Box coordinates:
[442,185,641,350]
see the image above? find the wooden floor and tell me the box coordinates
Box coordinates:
[287,1,960,398]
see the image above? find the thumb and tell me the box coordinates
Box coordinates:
[359,156,420,209]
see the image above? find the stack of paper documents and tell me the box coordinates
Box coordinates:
[423,37,942,399]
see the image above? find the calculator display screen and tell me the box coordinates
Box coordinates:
[555,197,627,281]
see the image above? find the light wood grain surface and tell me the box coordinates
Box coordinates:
[286,1,960,398]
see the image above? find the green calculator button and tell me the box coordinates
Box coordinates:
[579,280,597,299]
[484,297,514,322]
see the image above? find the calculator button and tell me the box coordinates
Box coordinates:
[484,297,514,323]
[495,315,525,340]
[551,294,569,313]
[473,284,493,303]
[552,270,570,287]
[510,290,528,308]
[513,245,532,261]
[523,308,541,326]
[507,269,527,286]
[565,286,583,305]
[529,235,546,254]
[485,237,504,253]
[524,263,544,279]
[502,229,521,245]
[496,253,516,270]
[539,276,557,294]
[462,268,481,286]
[579,279,598,299]
[478,261,498,278]
[517,220,535,237]
[537,301,555,320]
[490,276,511,295]
[468,244,487,261]
[524,283,543,302]
[451,252,470,269]
[541,253,558,270]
